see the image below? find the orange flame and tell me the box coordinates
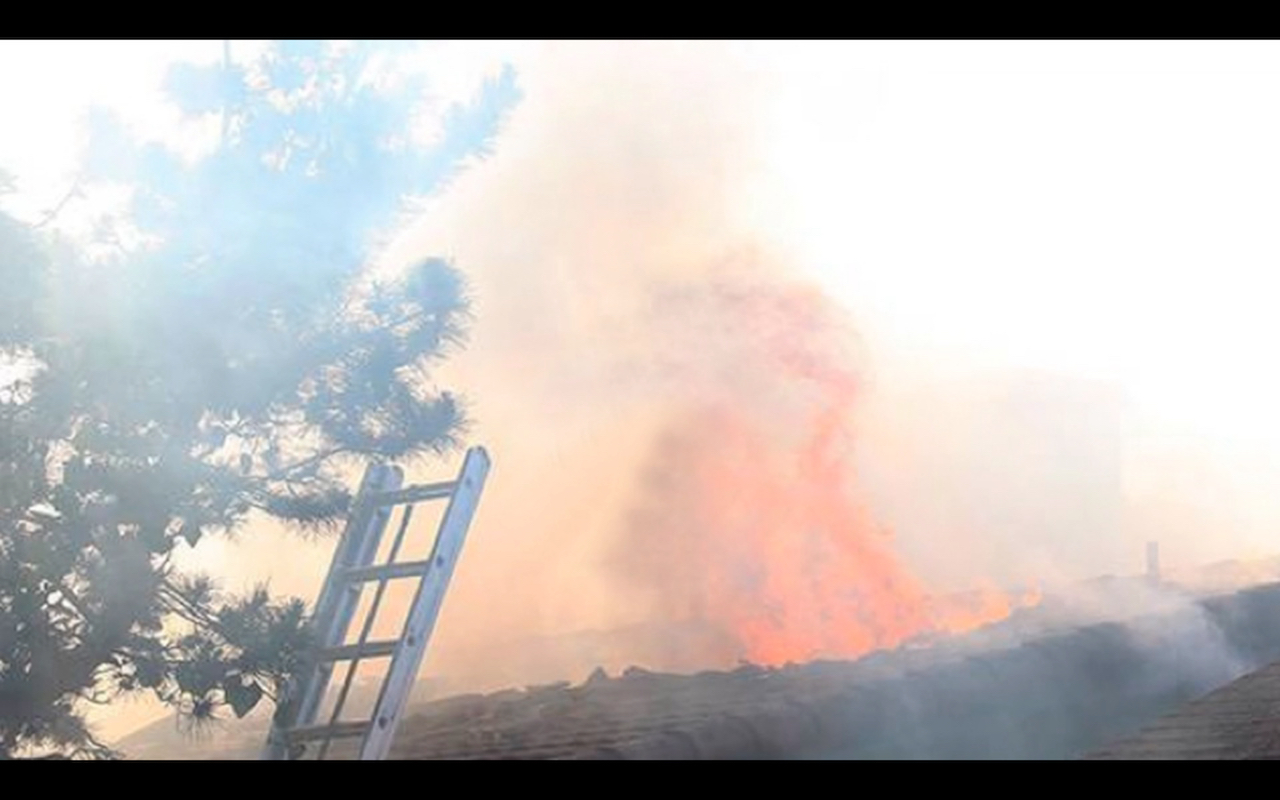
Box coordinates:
[614,278,1041,666]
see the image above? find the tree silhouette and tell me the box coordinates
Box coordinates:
[0,41,519,758]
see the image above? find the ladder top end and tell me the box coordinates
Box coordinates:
[467,445,491,468]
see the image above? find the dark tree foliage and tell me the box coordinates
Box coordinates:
[0,41,519,758]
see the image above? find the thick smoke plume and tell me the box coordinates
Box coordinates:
[376,43,1040,686]
[89,42,1280,752]
[149,44,1057,704]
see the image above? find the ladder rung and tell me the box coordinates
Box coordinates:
[262,447,491,762]
[319,640,399,662]
[365,481,456,507]
[286,720,371,743]
[342,560,432,583]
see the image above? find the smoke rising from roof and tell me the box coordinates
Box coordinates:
[389,43,1063,680]
[98,42,1280,748]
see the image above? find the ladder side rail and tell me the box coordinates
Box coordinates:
[311,465,401,645]
[261,463,402,759]
[315,503,417,760]
[358,446,491,760]
[295,465,403,730]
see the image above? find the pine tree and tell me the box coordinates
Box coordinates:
[0,40,519,758]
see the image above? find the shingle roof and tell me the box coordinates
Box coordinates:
[1086,659,1280,759]
[382,582,1280,760]
[113,578,1280,759]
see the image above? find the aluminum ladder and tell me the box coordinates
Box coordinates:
[262,446,491,760]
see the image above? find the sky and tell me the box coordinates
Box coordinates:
[8,40,1280,443]
[8,39,1280,743]
[6,41,1280,413]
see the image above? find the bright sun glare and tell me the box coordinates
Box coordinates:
[751,42,1280,452]
[8,39,1280,449]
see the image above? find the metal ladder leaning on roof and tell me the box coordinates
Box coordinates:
[262,446,491,760]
